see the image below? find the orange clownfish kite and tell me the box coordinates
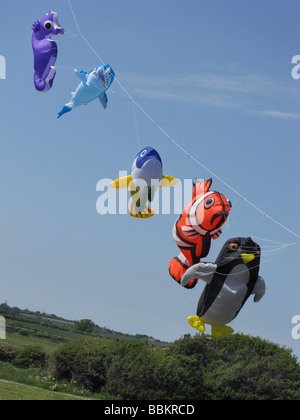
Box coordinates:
[169,179,232,289]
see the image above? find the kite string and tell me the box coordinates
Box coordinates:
[213,240,300,277]
[66,0,300,242]
[132,102,141,150]
[67,0,106,65]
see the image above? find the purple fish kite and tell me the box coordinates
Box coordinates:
[32,11,64,92]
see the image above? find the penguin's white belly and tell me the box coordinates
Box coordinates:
[201,265,249,326]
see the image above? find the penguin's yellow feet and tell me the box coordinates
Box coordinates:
[187,316,206,334]
[211,325,234,338]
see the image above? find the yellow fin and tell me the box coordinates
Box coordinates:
[160,175,178,187]
[211,325,234,338]
[129,201,156,219]
[187,316,206,333]
[110,175,132,189]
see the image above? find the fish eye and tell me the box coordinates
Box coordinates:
[141,150,147,157]
[44,21,52,30]
[229,243,238,250]
[204,197,215,209]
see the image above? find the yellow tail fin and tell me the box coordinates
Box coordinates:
[129,201,156,219]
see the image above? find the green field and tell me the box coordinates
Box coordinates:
[0,380,92,400]
[1,303,167,352]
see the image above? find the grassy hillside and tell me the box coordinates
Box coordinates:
[0,379,92,400]
[0,303,168,352]
[0,303,168,400]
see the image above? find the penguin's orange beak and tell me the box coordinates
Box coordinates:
[241,253,255,264]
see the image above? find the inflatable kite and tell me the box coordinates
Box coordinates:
[186,237,266,338]
[32,11,64,92]
[169,178,232,288]
[110,147,178,218]
[58,65,115,118]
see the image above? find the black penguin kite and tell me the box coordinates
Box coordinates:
[183,237,266,338]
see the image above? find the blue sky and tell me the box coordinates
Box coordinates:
[0,0,299,359]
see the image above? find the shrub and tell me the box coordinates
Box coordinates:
[202,334,300,400]
[12,346,46,369]
[50,333,300,400]
[105,340,204,400]
[105,340,155,399]
[150,350,204,400]
[74,319,95,333]
[51,336,113,392]
[0,343,18,363]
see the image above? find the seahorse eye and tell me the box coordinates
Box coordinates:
[44,21,52,30]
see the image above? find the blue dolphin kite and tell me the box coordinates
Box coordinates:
[110,147,178,218]
[58,64,115,118]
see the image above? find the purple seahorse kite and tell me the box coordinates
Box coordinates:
[32,11,64,92]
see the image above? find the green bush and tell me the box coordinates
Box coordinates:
[201,334,300,400]
[105,340,156,399]
[105,340,204,400]
[0,343,18,363]
[74,319,95,333]
[151,350,204,400]
[12,346,46,369]
[51,337,113,392]
[50,334,300,400]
